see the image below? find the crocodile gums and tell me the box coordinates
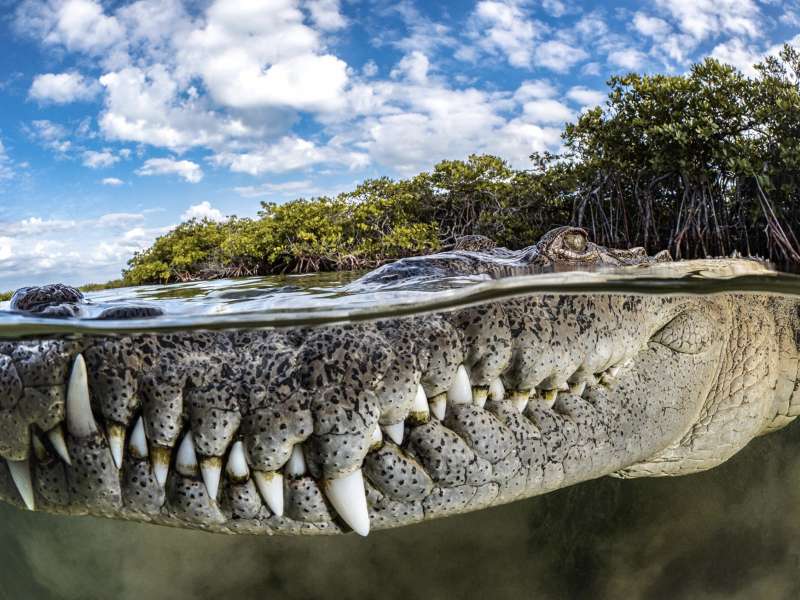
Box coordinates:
[0,226,796,537]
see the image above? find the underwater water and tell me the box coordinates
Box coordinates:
[1,262,800,599]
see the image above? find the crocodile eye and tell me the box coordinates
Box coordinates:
[651,310,718,354]
[563,231,587,253]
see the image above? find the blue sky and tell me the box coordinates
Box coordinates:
[0,0,798,290]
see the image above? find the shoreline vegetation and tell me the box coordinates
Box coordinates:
[6,47,800,294]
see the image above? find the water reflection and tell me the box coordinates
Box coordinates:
[1,423,798,600]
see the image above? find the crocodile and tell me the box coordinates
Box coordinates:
[0,226,796,537]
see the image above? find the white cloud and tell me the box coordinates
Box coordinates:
[391,51,430,83]
[521,99,574,124]
[101,177,124,186]
[212,136,368,175]
[608,48,647,70]
[26,120,72,154]
[652,0,762,42]
[182,201,224,222]
[177,0,348,112]
[15,0,125,56]
[469,0,538,68]
[136,158,203,183]
[633,13,671,38]
[514,80,558,101]
[304,0,346,31]
[567,86,606,107]
[82,149,118,168]
[29,72,99,103]
[535,40,588,72]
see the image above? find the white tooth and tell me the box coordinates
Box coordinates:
[200,456,222,499]
[47,425,71,465]
[176,432,198,477]
[382,422,404,445]
[608,365,620,378]
[285,444,307,477]
[107,422,125,469]
[569,382,586,396]
[369,425,383,449]
[409,384,430,423]
[254,470,284,517]
[542,389,558,408]
[323,469,370,537]
[151,445,171,487]
[7,459,34,511]
[511,390,529,413]
[66,354,97,437]
[129,417,148,459]
[430,393,446,420]
[472,387,488,409]
[226,441,249,482]
[489,377,505,401]
[447,364,473,405]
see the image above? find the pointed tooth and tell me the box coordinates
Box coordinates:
[66,354,97,437]
[253,470,284,517]
[107,422,126,469]
[511,390,530,413]
[542,389,558,408]
[200,456,222,499]
[285,444,307,477]
[176,432,198,477]
[409,384,430,424]
[369,425,383,450]
[226,441,249,483]
[569,381,586,397]
[429,393,446,420]
[472,387,488,408]
[607,365,620,378]
[323,469,370,537]
[489,377,505,401]
[382,422,404,445]
[129,416,148,459]
[151,444,172,487]
[7,459,34,511]
[447,364,473,405]
[46,425,71,465]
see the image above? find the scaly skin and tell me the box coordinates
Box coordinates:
[0,228,796,536]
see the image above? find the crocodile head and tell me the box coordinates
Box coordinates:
[0,228,796,536]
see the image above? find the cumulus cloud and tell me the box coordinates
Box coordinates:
[212,136,368,176]
[608,48,647,70]
[101,177,124,186]
[82,149,118,168]
[136,158,203,183]
[391,51,430,83]
[652,0,762,42]
[567,86,606,107]
[181,201,224,222]
[29,72,99,104]
[15,0,125,56]
[520,99,574,124]
[468,0,538,67]
[304,0,346,31]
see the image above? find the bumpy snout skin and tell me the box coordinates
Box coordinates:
[0,283,796,536]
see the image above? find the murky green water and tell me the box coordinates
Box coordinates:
[2,262,800,599]
[1,422,798,600]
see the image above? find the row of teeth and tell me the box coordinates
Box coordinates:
[4,353,627,536]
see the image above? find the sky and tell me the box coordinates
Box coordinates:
[0,0,798,290]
